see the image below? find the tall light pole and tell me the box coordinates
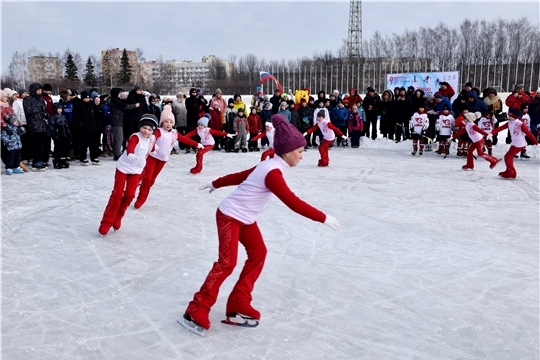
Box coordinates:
[348,0,362,59]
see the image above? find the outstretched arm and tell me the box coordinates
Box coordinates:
[212,166,257,189]
[265,169,326,223]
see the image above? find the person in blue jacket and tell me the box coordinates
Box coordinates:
[332,99,349,146]
[465,90,488,114]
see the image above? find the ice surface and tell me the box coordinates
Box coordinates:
[2,139,539,359]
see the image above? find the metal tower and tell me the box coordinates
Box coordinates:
[348,0,362,58]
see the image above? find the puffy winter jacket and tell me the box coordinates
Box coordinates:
[1,123,25,150]
[48,113,71,139]
[109,88,137,127]
[465,91,488,114]
[332,106,349,127]
[23,83,48,133]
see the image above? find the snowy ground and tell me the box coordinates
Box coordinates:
[2,139,539,360]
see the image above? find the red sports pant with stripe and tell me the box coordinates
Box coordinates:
[135,156,166,208]
[100,169,140,228]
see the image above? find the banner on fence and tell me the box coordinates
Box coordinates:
[386,71,459,101]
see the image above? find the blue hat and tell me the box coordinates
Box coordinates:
[508,108,521,118]
[138,114,158,132]
[197,117,209,127]
[256,86,262,91]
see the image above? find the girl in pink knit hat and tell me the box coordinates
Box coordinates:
[180,114,340,336]
[134,105,204,209]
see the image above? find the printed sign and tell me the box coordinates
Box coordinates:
[387,71,459,101]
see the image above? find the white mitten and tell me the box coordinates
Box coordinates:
[323,215,340,230]
[199,183,216,193]
[127,153,138,161]
[303,132,308,137]
[197,143,204,149]
[226,133,234,138]
[486,134,493,142]
[341,135,348,140]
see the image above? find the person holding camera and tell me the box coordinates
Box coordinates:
[505,84,531,111]
[23,83,49,171]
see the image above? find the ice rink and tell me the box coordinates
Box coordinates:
[2,139,539,360]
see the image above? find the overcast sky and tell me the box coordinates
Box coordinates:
[1,0,539,72]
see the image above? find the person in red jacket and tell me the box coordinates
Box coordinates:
[450,112,499,170]
[505,84,532,110]
[180,114,340,336]
[491,108,539,179]
[247,107,262,151]
[434,81,455,100]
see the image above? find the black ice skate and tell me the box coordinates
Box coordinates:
[221,312,259,328]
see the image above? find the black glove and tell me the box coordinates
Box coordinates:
[3,127,13,136]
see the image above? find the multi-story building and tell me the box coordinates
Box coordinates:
[146,55,230,92]
[101,48,137,79]
[28,56,62,83]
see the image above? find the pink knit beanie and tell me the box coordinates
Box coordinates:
[272,114,306,155]
[160,105,175,126]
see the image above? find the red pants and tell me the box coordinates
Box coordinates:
[99,169,141,234]
[318,139,332,166]
[190,145,213,174]
[260,148,275,161]
[186,209,267,328]
[465,139,497,168]
[135,156,166,208]
[499,145,524,178]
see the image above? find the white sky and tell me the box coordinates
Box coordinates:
[1,1,539,70]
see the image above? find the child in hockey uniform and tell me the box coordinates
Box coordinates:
[491,108,539,179]
[181,114,339,335]
[477,112,496,155]
[247,107,262,151]
[453,112,471,158]
[520,104,531,158]
[233,108,249,152]
[134,106,204,208]
[99,114,158,235]
[303,110,347,166]
[435,105,455,156]
[249,121,275,161]
[48,103,72,169]
[450,112,499,170]
[409,106,429,156]
[185,117,233,174]
[1,114,26,175]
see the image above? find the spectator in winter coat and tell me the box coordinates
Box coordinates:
[210,89,228,124]
[23,83,49,170]
[465,91,488,114]
[250,86,264,114]
[297,99,313,145]
[277,102,291,123]
[1,113,26,174]
[379,90,394,139]
[124,85,148,138]
[247,107,263,151]
[147,96,161,119]
[434,94,452,113]
[505,84,532,110]
[362,87,381,139]
[12,89,29,163]
[73,90,100,165]
[484,88,504,145]
[434,81,455,100]
[184,88,205,152]
[232,94,247,115]
[48,103,72,169]
[109,88,139,160]
[289,103,300,131]
[332,100,349,146]
[348,105,363,148]
[392,88,413,142]
[347,88,362,111]
[41,84,54,117]
[452,82,474,115]
[528,88,540,140]
[269,88,282,114]
[412,89,426,111]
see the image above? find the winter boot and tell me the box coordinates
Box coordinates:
[411,150,417,156]
[418,149,423,156]
[241,148,248,153]
[12,167,24,174]
[53,160,62,169]
[61,158,70,168]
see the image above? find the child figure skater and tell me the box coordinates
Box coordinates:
[181,114,340,336]
[450,112,499,170]
[98,114,158,235]
[303,110,347,167]
[491,108,539,179]
[134,106,204,209]
[435,105,455,156]
[249,121,275,161]
[185,117,233,174]
[409,105,429,156]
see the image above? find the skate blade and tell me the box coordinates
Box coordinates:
[221,314,259,328]
[178,317,206,336]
